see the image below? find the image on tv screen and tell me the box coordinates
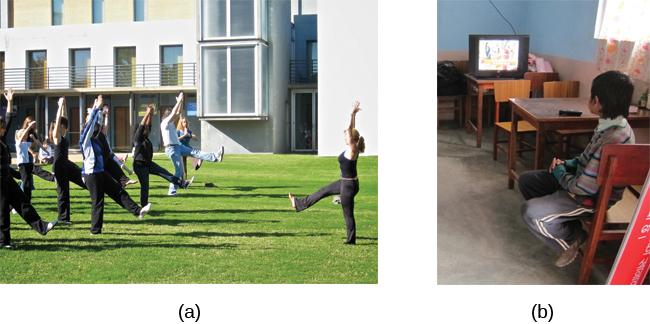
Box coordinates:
[478,39,519,71]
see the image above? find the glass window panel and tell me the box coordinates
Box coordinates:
[115,47,136,87]
[202,0,226,38]
[52,0,63,25]
[161,45,183,86]
[231,47,255,113]
[231,0,254,36]
[71,49,91,88]
[294,93,314,150]
[261,45,268,115]
[28,50,47,89]
[92,0,103,23]
[134,0,145,21]
[201,47,227,114]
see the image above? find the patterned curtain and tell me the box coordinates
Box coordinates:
[594,0,650,82]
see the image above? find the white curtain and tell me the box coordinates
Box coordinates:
[594,0,650,82]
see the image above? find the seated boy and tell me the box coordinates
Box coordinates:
[519,70,635,267]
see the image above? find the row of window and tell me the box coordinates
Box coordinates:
[2,45,184,89]
[51,0,145,25]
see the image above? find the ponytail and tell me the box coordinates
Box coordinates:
[357,136,365,153]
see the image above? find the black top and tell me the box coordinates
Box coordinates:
[0,111,16,176]
[338,151,358,178]
[97,132,115,163]
[133,124,153,163]
[53,135,69,166]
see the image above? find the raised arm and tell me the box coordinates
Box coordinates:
[16,120,36,142]
[141,105,154,126]
[348,101,361,132]
[29,133,47,150]
[4,89,14,115]
[80,96,103,149]
[53,97,66,145]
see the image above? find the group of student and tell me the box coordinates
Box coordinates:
[0,90,367,248]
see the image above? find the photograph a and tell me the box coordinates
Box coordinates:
[0,0,378,284]
[437,0,650,284]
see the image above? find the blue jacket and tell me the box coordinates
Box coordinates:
[79,107,104,174]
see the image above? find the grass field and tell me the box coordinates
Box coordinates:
[0,154,377,283]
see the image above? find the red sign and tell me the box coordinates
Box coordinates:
[608,174,650,284]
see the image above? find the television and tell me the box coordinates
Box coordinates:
[468,34,529,79]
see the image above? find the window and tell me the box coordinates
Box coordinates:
[0,52,5,89]
[160,45,183,86]
[114,47,136,87]
[27,50,47,89]
[134,0,145,21]
[92,0,104,23]
[52,0,63,26]
[307,41,317,82]
[201,44,266,115]
[201,0,257,39]
[70,49,91,88]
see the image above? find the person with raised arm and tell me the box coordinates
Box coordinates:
[98,104,136,187]
[133,104,193,206]
[160,92,223,196]
[52,97,87,225]
[14,115,38,203]
[0,89,57,249]
[80,95,150,235]
[288,101,366,244]
[176,116,198,178]
[28,127,55,183]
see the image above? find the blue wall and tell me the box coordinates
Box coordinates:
[438,0,599,62]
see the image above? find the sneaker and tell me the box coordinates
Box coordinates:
[59,220,72,226]
[167,191,177,196]
[181,176,195,189]
[138,203,152,219]
[44,219,59,234]
[11,209,17,215]
[90,231,101,236]
[217,145,225,162]
[554,238,584,268]
[125,179,138,187]
[194,158,203,171]
[2,243,17,249]
[332,195,341,204]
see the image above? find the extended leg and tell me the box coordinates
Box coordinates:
[149,161,184,187]
[33,165,55,182]
[19,164,34,203]
[103,172,141,216]
[294,180,342,212]
[6,177,49,234]
[55,173,71,221]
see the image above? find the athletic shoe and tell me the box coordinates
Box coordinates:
[90,231,101,236]
[181,176,195,189]
[554,238,584,268]
[138,203,152,219]
[2,244,17,249]
[194,158,203,171]
[332,195,341,204]
[59,220,72,226]
[217,145,225,162]
[44,219,59,234]
[11,209,17,215]
[124,179,138,187]
[167,191,177,196]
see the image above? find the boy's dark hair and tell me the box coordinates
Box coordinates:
[591,70,634,119]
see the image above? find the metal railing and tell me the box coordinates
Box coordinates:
[1,63,197,90]
[290,59,318,84]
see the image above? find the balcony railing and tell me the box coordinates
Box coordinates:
[290,59,318,84]
[1,63,197,90]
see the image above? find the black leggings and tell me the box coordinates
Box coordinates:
[18,163,34,203]
[133,161,183,206]
[0,175,50,245]
[295,179,359,244]
[83,172,141,234]
[105,158,130,187]
[54,161,87,222]
[33,165,55,182]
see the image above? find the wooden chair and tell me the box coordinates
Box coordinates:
[543,81,592,158]
[578,144,650,284]
[492,79,535,161]
[524,72,559,98]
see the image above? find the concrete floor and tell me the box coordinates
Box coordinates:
[437,125,609,284]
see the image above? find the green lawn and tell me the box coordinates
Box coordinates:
[1,154,377,283]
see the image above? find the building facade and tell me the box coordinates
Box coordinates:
[0,0,199,151]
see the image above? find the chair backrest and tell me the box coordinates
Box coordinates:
[543,81,580,98]
[493,80,531,103]
[524,72,559,98]
[597,144,650,187]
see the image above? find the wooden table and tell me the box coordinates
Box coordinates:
[464,74,497,148]
[507,98,650,189]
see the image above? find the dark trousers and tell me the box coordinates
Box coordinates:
[18,163,34,203]
[33,165,55,182]
[54,161,87,222]
[83,172,141,234]
[105,158,129,187]
[295,179,360,244]
[0,175,49,245]
[133,161,182,206]
[518,169,562,200]
[182,156,188,178]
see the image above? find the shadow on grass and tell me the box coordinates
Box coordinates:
[12,238,238,251]
[148,193,291,199]
[150,208,290,215]
[108,218,280,226]
[120,231,330,238]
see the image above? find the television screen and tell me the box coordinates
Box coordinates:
[478,39,519,71]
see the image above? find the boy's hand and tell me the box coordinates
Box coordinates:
[58,97,65,108]
[4,89,14,102]
[176,92,184,103]
[548,157,564,173]
[352,101,361,114]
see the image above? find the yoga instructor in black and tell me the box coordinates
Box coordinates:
[289,101,365,244]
